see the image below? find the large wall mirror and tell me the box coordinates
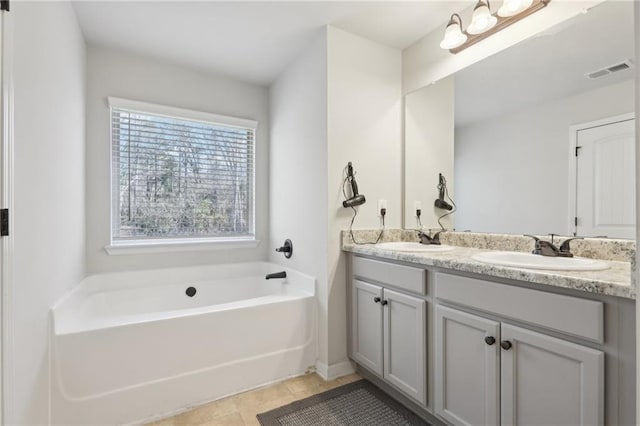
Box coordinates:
[404,0,635,239]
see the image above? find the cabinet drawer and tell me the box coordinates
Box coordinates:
[436,272,603,343]
[352,256,426,295]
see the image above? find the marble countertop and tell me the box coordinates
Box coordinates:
[343,242,634,300]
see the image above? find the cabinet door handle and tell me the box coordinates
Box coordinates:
[484,336,496,345]
[373,297,381,303]
[381,300,389,306]
[500,340,513,350]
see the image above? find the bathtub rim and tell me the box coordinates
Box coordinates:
[52,261,315,310]
[49,261,317,336]
[51,261,316,335]
[54,289,314,336]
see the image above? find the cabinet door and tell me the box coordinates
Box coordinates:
[383,288,426,404]
[435,305,500,426]
[500,324,604,426]
[351,279,383,375]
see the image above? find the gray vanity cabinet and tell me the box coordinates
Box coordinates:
[435,273,605,426]
[348,255,632,425]
[350,257,426,405]
[383,288,426,404]
[352,279,384,375]
[435,305,500,426]
[500,324,603,426]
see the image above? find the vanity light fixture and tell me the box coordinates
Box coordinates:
[441,0,550,54]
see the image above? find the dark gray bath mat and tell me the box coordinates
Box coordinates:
[257,379,429,426]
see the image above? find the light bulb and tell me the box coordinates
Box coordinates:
[468,1,497,35]
[440,14,467,50]
[498,0,533,17]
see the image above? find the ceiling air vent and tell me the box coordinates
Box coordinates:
[586,60,634,79]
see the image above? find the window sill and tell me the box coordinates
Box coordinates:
[104,238,260,255]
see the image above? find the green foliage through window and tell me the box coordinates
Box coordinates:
[111,107,254,241]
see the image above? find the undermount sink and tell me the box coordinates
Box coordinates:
[472,251,609,271]
[375,242,455,253]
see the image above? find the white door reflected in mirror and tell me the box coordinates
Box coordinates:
[575,118,636,239]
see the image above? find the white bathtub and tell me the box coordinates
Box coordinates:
[50,262,317,425]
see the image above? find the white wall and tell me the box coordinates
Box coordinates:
[455,78,635,235]
[326,27,402,366]
[327,27,403,232]
[269,26,402,372]
[269,29,329,363]
[86,47,269,273]
[402,0,605,95]
[9,2,86,424]
[404,76,455,230]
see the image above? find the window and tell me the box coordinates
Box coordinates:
[109,98,256,247]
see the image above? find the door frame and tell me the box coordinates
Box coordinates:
[0,9,13,425]
[568,112,636,236]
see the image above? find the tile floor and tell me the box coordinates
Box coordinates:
[145,372,362,426]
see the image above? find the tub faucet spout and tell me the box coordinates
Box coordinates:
[265,271,287,280]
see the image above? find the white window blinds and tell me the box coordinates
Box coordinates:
[109,98,256,243]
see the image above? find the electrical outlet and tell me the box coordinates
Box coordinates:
[378,200,387,217]
[414,201,422,216]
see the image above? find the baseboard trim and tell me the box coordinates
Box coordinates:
[314,359,355,381]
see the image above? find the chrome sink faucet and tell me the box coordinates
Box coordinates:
[418,230,443,245]
[524,234,583,258]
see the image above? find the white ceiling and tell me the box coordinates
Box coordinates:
[72,1,466,86]
[455,0,635,127]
